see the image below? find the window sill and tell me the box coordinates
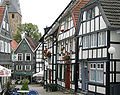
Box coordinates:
[88,81,104,86]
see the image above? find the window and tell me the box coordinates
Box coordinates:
[25,53,31,61]
[16,65,23,70]
[91,34,97,47]
[90,63,103,83]
[18,53,23,61]
[25,65,31,71]
[0,41,4,52]
[98,32,106,46]
[12,14,14,18]
[83,36,89,49]
[5,42,7,53]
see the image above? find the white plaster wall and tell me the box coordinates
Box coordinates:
[83,50,88,59]
[97,87,105,94]
[88,85,95,92]
[78,82,82,89]
[71,84,75,89]
[111,44,120,59]
[116,74,120,82]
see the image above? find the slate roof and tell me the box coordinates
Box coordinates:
[1,0,21,15]
[82,0,120,29]
[26,37,39,51]
[0,6,5,25]
[99,0,120,28]
[11,40,18,50]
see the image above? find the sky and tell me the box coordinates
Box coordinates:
[19,0,71,35]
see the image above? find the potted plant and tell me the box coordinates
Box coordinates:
[61,29,64,32]
[42,49,48,55]
[45,51,51,58]
[62,54,70,61]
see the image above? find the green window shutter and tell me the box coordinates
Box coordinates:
[22,44,27,51]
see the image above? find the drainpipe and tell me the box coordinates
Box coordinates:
[106,30,110,95]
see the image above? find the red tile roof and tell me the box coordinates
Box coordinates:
[11,40,18,50]
[0,6,5,25]
[63,0,90,28]
[72,0,90,26]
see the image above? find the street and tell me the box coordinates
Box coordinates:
[16,84,77,95]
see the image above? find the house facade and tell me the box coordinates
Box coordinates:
[0,0,22,36]
[13,37,38,83]
[76,0,120,95]
[0,6,12,90]
[56,0,89,91]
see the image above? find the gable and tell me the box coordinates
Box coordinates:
[15,39,33,53]
[77,3,107,35]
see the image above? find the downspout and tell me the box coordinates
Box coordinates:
[52,35,54,83]
[106,30,110,95]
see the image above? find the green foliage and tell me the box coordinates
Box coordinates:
[13,31,22,43]
[6,80,14,90]
[47,83,57,92]
[21,78,29,90]
[13,23,42,43]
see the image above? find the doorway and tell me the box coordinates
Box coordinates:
[82,62,88,91]
[65,64,70,90]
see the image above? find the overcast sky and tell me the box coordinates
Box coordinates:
[19,0,71,34]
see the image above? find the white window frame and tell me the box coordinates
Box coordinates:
[25,53,31,61]
[18,53,23,61]
[98,32,106,47]
[90,63,104,83]
[91,34,97,47]
[25,65,31,71]
[1,41,4,52]
[5,42,7,53]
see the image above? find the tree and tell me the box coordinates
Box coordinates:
[13,23,42,43]
[13,31,22,43]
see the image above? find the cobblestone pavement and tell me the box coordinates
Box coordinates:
[16,84,83,95]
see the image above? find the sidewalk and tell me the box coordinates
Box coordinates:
[16,84,83,95]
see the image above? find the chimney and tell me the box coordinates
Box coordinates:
[44,26,50,34]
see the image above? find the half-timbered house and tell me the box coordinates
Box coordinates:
[13,37,38,83]
[0,6,12,90]
[57,0,89,91]
[76,0,120,95]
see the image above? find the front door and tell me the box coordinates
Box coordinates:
[65,64,70,90]
[82,62,88,91]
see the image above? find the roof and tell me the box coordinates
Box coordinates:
[81,0,120,29]
[26,37,39,51]
[0,6,5,25]
[99,0,120,28]
[0,0,21,15]
[11,40,18,50]
[72,0,90,26]
[62,0,90,27]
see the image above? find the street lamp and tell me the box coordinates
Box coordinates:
[108,47,115,82]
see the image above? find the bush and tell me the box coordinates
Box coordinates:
[46,83,57,92]
[21,78,29,90]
